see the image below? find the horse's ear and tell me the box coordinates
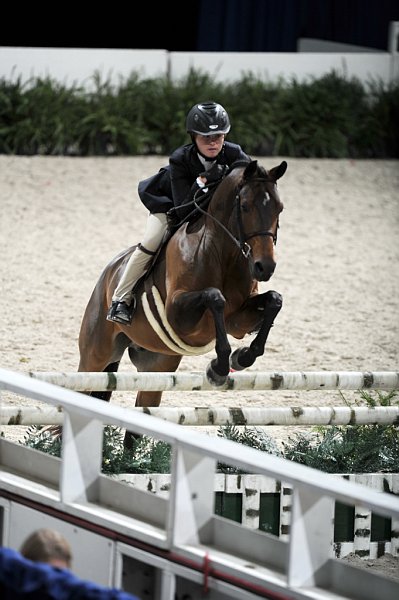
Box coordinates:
[269,161,287,182]
[243,160,258,180]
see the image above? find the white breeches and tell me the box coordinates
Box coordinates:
[112,212,168,303]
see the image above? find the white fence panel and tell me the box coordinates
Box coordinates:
[169,51,394,85]
[1,367,398,599]
[1,25,398,89]
[0,47,168,89]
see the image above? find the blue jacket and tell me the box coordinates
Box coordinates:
[0,547,140,600]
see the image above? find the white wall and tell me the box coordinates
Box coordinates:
[168,50,394,85]
[0,47,168,89]
[1,23,398,90]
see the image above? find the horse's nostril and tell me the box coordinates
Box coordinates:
[254,260,276,281]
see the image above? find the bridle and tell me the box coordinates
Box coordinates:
[194,176,279,259]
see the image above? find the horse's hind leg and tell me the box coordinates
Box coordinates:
[230,290,283,370]
[78,303,131,402]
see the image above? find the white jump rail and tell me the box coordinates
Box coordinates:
[1,367,398,599]
[27,370,399,391]
[2,369,396,427]
[2,405,399,427]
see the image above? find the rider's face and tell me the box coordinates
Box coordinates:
[195,133,225,159]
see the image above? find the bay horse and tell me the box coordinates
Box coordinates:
[78,159,287,415]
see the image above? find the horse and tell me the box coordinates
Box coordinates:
[78,159,287,419]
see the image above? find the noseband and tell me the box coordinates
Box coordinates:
[194,176,279,259]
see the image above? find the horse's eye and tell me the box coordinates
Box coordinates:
[241,202,250,213]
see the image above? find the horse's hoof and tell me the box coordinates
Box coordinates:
[230,348,248,371]
[206,363,228,387]
[266,290,283,309]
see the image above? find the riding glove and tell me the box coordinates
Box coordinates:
[166,208,180,229]
[200,163,228,183]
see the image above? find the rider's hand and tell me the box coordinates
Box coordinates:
[166,208,179,229]
[200,163,228,184]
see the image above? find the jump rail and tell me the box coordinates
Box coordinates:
[27,370,399,391]
[2,370,395,427]
[2,405,399,427]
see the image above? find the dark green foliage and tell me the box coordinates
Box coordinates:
[359,80,399,158]
[23,425,63,457]
[223,74,281,154]
[343,388,398,408]
[101,427,172,475]
[0,76,85,154]
[23,425,172,475]
[21,391,398,475]
[216,424,282,473]
[282,425,399,473]
[274,72,370,157]
[282,390,399,473]
[1,69,398,157]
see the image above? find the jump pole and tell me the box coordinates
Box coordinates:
[2,405,399,427]
[2,370,397,426]
[26,370,399,392]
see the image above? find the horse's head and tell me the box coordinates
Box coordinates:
[213,159,287,282]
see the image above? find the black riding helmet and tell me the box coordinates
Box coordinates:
[186,101,231,136]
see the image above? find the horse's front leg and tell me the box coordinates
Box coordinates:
[168,287,231,386]
[229,290,282,370]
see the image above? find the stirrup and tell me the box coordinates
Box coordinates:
[106,299,135,325]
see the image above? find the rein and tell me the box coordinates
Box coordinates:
[194,176,278,259]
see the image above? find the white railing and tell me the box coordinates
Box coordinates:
[1,367,398,600]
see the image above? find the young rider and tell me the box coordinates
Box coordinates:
[107,101,250,324]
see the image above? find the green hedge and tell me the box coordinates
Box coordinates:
[1,68,398,157]
[22,391,398,475]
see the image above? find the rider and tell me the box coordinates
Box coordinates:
[107,100,251,325]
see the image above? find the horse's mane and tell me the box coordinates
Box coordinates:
[226,159,252,176]
[226,159,268,181]
[185,159,265,229]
